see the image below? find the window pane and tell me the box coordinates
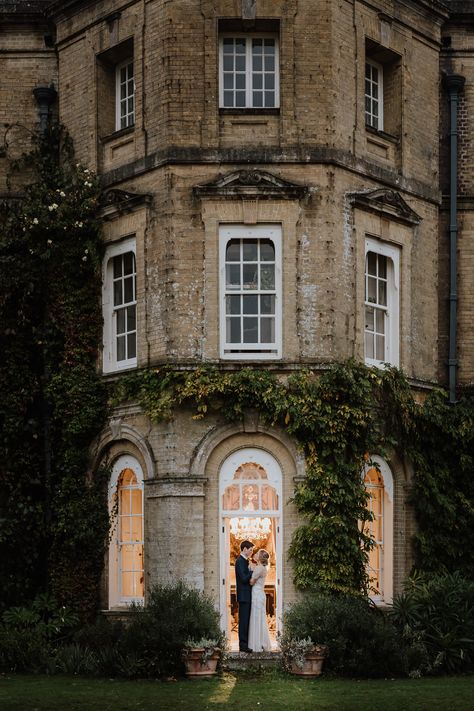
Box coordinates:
[253,92,263,107]
[253,73,263,90]
[123,252,134,275]
[226,240,240,261]
[264,91,275,107]
[223,38,234,52]
[376,334,385,361]
[252,39,263,52]
[124,276,134,303]
[264,55,275,72]
[236,91,246,107]
[243,264,258,289]
[235,38,246,52]
[226,264,241,288]
[265,74,275,90]
[243,240,258,261]
[223,55,233,71]
[261,294,275,314]
[223,484,240,510]
[365,331,374,359]
[378,280,387,306]
[242,294,258,314]
[378,255,387,279]
[120,489,131,515]
[113,256,122,278]
[367,252,377,276]
[130,516,142,542]
[227,317,241,343]
[235,74,245,90]
[376,309,385,334]
[235,56,246,72]
[114,280,123,306]
[243,317,258,343]
[226,295,241,315]
[260,240,275,261]
[223,91,234,107]
[127,305,136,330]
[117,308,126,334]
[117,335,126,361]
[261,317,275,343]
[365,306,374,331]
[367,276,377,303]
[260,264,275,289]
[127,333,136,359]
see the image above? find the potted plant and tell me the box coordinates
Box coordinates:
[279,635,327,677]
[181,637,222,678]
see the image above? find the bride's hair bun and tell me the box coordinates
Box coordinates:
[259,549,270,566]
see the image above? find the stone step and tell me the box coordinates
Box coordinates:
[224,651,281,671]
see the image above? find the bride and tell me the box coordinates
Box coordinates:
[248,549,272,652]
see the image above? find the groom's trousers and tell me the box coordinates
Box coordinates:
[238,601,251,651]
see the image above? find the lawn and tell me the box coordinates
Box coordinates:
[1,673,474,711]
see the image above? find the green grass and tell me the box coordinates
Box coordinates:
[1,673,474,711]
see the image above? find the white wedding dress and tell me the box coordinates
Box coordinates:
[248,564,272,652]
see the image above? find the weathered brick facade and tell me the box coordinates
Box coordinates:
[2,0,472,635]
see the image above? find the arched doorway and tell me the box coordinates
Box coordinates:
[219,447,282,650]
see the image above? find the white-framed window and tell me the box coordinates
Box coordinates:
[363,456,394,604]
[219,224,282,359]
[364,237,399,367]
[115,59,135,131]
[102,237,137,373]
[365,59,383,130]
[108,455,144,607]
[219,35,279,109]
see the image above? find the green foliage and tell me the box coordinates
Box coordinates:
[390,572,474,675]
[281,593,405,678]
[120,582,226,678]
[113,362,474,594]
[0,126,108,616]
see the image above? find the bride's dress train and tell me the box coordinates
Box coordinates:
[248,564,272,652]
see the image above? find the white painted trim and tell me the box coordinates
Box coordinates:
[364,236,400,368]
[365,58,384,131]
[219,34,280,109]
[115,58,135,131]
[102,236,137,374]
[219,224,282,360]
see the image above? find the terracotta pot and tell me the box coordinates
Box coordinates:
[182,647,220,678]
[290,647,326,677]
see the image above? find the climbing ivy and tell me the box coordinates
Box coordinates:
[112,363,474,595]
[0,126,109,618]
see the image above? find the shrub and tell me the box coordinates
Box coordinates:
[118,581,226,678]
[281,593,405,678]
[390,571,474,675]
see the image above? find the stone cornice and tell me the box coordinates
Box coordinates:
[349,188,422,225]
[98,188,152,221]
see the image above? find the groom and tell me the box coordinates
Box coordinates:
[235,539,255,653]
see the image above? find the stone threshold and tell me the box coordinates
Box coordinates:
[225,651,281,670]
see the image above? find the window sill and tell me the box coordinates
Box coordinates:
[365,125,399,145]
[219,108,280,116]
[100,125,135,144]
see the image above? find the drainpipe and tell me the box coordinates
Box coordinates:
[33,85,57,133]
[445,74,465,404]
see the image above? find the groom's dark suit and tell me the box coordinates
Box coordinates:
[235,553,253,652]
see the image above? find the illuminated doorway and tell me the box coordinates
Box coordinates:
[219,448,282,650]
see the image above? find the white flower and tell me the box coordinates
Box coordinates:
[48,203,59,211]
[59,191,66,197]
[32,218,39,225]
[47,239,53,245]
[82,255,87,262]
[84,248,89,254]
[84,169,90,174]
[84,181,92,188]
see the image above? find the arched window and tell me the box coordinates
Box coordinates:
[109,455,144,607]
[363,456,394,604]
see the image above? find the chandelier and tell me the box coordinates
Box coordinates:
[230,516,271,541]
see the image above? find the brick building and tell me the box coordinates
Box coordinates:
[1,0,472,646]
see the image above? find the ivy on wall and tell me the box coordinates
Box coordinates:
[113,363,474,595]
[0,127,109,618]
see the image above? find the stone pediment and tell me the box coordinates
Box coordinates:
[99,188,152,220]
[193,169,309,200]
[350,188,421,225]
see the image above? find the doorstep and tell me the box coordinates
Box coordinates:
[224,651,281,671]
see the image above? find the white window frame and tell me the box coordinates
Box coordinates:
[365,59,383,131]
[115,58,135,131]
[219,34,280,109]
[364,237,399,368]
[102,237,137,373]
[108,455,144,608]
[219,224,282,360]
